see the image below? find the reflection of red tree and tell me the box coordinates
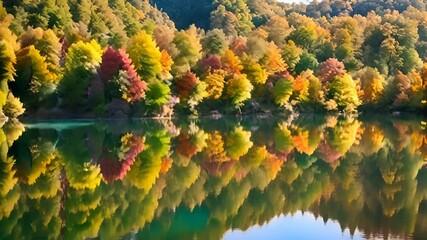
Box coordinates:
[392,121,410,152]
[160,157,173,174]
[100,134,144,183]
[317,58,345,84]
[264,153,286,180]
[99,47,122,80]
[202,160,235,177]
[234,167,249,182]
[176,133,198,159]
[317,140,342,163]
[266,146,291,161]
[176,71,198,99]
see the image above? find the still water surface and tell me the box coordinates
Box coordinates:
[0,115,426,239]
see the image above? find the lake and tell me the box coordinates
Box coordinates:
[0,115,426,239]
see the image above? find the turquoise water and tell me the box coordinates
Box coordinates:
[0,115,426,239]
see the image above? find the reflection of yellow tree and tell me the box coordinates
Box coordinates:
[20,195,61,240]
[408,131,424,155]
[64,161,102,190]
[202,131,237,195]
[97,179,165,239]
[241,146,267,169]
[327,117,360,155]
[247,152,284,191]
[333,153,363,203]
[354,123,384,156]
[273,122,293,154]
[182,171,208,211]
[159,162,201,211]
[232,180,285,231]
[208,181,252,222]
[375,147,423,218]
[65,187,104,239]
[224,126,253,160]
[23,154,61,200]
[292,126,323,156]
[204,131,228,163]
[18,159,61,239]
[2,120,24,146]
[0,125,19,222]
[125,129,169,191]
[318,117,359,164]
[281,161,332,213]
[0,157,19,220]
[24,142,57,185]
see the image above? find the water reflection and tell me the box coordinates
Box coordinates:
[0,115,426,239]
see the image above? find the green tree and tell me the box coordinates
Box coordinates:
[13,46,58,107]
[145,80,171,110]
[281,40,303,72]
[294,51,319,74]
[59,40,103,109]
[241,55,268,85]
[327,73,361,112]
[170,25,203,76]
[273,77,294,107]
[202,29,228,56]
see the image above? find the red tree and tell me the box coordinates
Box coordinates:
[176,71,199,99]
[317,58,346,84]
[98,47,147,102]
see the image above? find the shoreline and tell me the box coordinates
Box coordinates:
[15,111,426,123]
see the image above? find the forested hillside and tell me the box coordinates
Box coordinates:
[0,0,426,119]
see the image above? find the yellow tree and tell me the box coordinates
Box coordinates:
[225,74,253,110]
[222,50,243,75]
[292,71,310,104]
[0,40,15,118]
[327,73,361,112]
[241,54,268,85]
[202,70,225,99]
[260,42,287,76]
[352,67,385,105]
[127,31,162,80]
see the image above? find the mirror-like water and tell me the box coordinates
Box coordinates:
[0,115,426,239]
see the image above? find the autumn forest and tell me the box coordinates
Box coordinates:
[0,0,426,119]
[1,1,427,239]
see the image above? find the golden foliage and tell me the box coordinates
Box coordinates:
[222,50,243,75]
[203,70,225,99]
[260,42,287,75]
[225,74,253,108]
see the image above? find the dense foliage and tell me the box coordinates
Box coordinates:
[0,0,426,119]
